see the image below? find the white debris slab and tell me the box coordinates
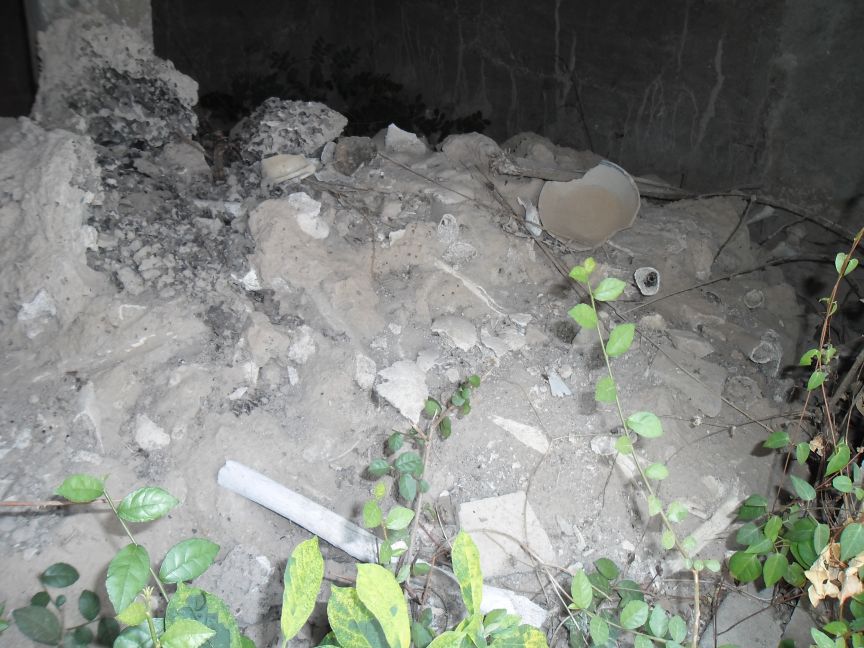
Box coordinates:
[375,360,428,424]
[459,491,555,577]
[432,315,478,351]
[134,414,170,451]
[490,415,549,454]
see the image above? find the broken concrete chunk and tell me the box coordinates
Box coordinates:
[383,124,427,155]
[288,325,317,364]
[354,353,377,390]
[288,192,329,239]
[459,491,555,577]
[261,154,316,185]
[375,360,428,424]
[547,369,572,397]
[233,98,347,161]
[134,414,170,451]
[490,415,549,454]
[432,315,478,351]
[332,136,376,175]
[669,329,715,358]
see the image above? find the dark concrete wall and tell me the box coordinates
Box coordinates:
[154,0,864,222]
[0,0,35,116]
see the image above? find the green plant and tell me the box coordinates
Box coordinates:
[363,376,481,574]
[279,531,548,648]
[564,257,720,648]
[8,474,246,648]
[727,228,864,647]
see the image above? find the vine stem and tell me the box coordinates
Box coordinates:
[585,280,701,643]
[103,491,170,604]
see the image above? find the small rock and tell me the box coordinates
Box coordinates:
[432,315,477,351]
[288,326,316,364]
[134,414,170,451]
[590,435,618,456]
[332,136,376,175]
[669,329,715,358]
[384,124,427,155]
[375,361,428,424]
[547,369,572,397]
[287,192,329,239]
[354,354,377,390]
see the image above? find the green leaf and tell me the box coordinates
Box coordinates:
[824,345,838,364]
[594,558,619,580]
[666,501,688,523]
[594,277,627,302]
[668,615,687,643]
[807,370,826,391]
[589,615,609,644]
[116,601,149,626]
[814,524,831,554]
[367,459,390,478]
[827,444,851,475]
[55,474,105,503]
[13,606,61,645]
[439,417,452,439]
[764,516,782,542]
[796,442,810,465]
[570,569,592,610]
[161,618,216,648]
[649,604,668,637]
[363,500,383,528]
[763,431,790,449]
[661,529,675,550]
[73,626,94,644]
[729,551,762,583]
[836,252,859,276]
[595,375,617,402]
[785,562,806,587]
[40,563,79,588]
[606,323,635,358]
[356,564,410,648]
[424,399,441,417]
[384,506,414,531]
[78,590,99,621]
[842,524,864,562]
[799,348,820,366]
[736,523,763,547]
[54,594,66,609]
[427,630,467,648]
[328,586,388,648]
[387,432,404,453]
[634,635,654,648]
[281,538,324,642]
[568,304,597,329]
[159,538,220,584]
[166,584,241,647]
[789,475,817,501]
[823,620,849,636]
[762,554,788,587]
[647,495,662,516]
[117,487,179,523]
[834,475,854,493]
[418,480,429,494]
[240,637,256,648]
[450,392,465,407]
[626,412,663,438]
[398,473,417,502]
[615,435,634,455]
[704,559,722,573]
[96,617,121,646]
[113,619,163,648]
[620,600,649,630]
[106,544,150,614]
[452,532,483,616]
[812,628,837,648]
[393,452,423,477]
[569,265,590,284]
[645,463,669,480]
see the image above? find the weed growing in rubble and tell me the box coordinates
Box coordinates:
[8,475,246,648]
[363,376,481,574]
[280,531,547,648]
[565,257,721,648]
[728,229,864,648]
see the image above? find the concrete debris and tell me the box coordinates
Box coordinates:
[261,153,317,185]
[459,491,556,577]
[375,360,429,424]
[431,315,478,351]
[133,413,170,451]
[546,369,572,397]
[383,123,428,156]
[330,136,377,176]
[32,14,197,146]
[233,98,348,162]
[490,415,549,454]
[668,329,715,358]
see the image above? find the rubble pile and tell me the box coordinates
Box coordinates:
[0,11,813,647]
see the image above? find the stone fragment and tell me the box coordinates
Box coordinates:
[288,326,317,364]
[383,124,427,155]
[261,154,316,185]
[668,329,715,358]
[459,491,555,577]
[490,415,549,454]
[354,353,377,390]
[375,361,428,424]
[650,347,727,417]
[196,545,276,625]
[233,98,347,161]
[332,136,376,175]
[134,414,170,451]
[547,369,572,397]
[432,315,477,351]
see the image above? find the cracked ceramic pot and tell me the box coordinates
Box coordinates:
[537,160,640,249]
